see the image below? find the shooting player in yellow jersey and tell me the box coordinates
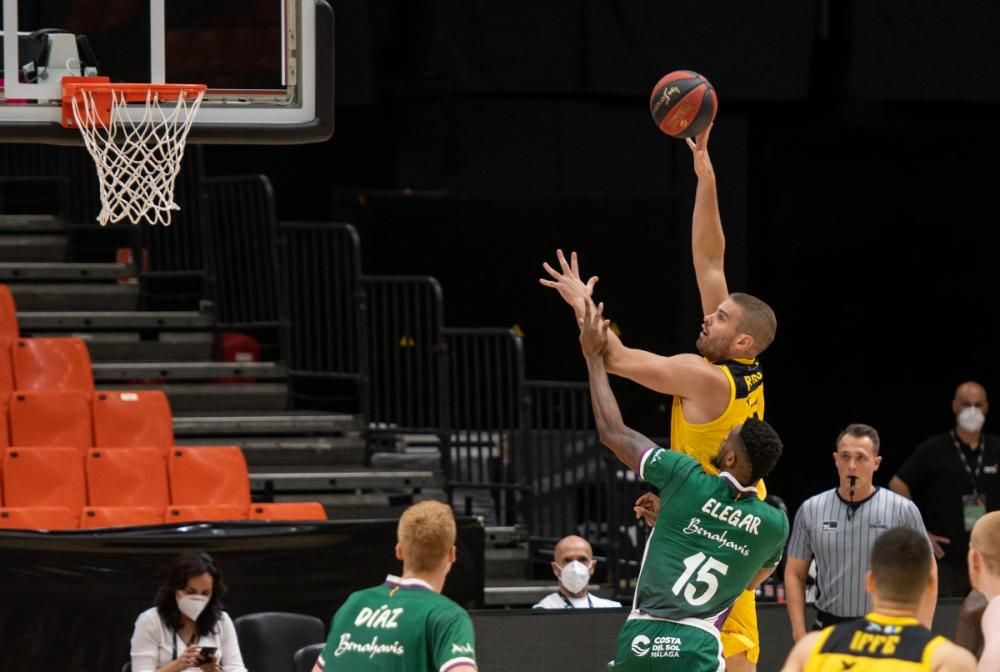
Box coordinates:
[541,124,776,672]
[781,527,976,672]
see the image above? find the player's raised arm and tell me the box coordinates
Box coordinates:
[686,124,729,317]
[539,249,599,322]
[579,300,655,472]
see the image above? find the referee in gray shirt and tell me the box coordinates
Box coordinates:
[784,423,928,642]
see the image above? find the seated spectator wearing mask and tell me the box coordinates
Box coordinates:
[130,550,246,672]
[533,535,622,609]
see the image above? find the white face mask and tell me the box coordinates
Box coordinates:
[957,406,986,433]
[176,593,210,622]
[558,560,591,595]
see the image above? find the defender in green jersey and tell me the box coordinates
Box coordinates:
[578,301,789,671]
[313,501,477,672]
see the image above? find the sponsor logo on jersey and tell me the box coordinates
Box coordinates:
[822,521,838,532]
[333,633,405,658]
[984,464,998,474]
[631,635,651,656]
[683,517,751,556]
[650,636,682,658]
[451,642,475,655]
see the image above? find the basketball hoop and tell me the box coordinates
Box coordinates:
[62,76,206,227]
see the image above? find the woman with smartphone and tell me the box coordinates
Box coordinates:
[130,550,247,672]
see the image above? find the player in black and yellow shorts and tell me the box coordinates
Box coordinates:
[781,528,976,672]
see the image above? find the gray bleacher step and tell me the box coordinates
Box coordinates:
[92,361,287,382]
[0,234,67,262]
[482,579,557,607]
[486,525,530,546]
[485,546,531,578]
[249,467,443,492]
[9,284,138,311]
[172,411,363,436]
[370,451,440,470]
[0,214,65,233]
[97,382,288,412]
[18,310,215,331]
[60,332,214,362]
[175,435,366,466]
[305,492,447,520]
[0,262,134,281]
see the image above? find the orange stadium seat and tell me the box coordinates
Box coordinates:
[0,339,14,403]
[0,506,77,530]
[92,390,174,453]
[3,447,87,513]
[247,502,327,521]
[9,390,93,450]
[80,506,163,529]
[168,446,251,509]
[86,448,169,509]
[0,284,19,340]
[12,337,94,393]
[165,504,248,523]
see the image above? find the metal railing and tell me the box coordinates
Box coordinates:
[278,221,367,412]
[137,145,208,273]
[203,174,279,328]
[443,328,528,525]
[362,275,448,433]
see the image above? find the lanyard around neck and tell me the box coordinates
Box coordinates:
[560,593,593,608]
[951,430,985,494]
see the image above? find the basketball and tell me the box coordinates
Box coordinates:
[649,70,717,139]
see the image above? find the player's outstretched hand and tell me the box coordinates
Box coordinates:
[579,299,609,358]
[685,123,715,181]
[540,249,598,319]
[634,492,661,527]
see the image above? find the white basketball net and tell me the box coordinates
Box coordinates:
[71,87,204,226]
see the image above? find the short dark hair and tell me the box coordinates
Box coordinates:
[738,417,783,484]
[154,550,227,637]
[870,527,931,604]
[836,423,881,455]
[730,293,777,356]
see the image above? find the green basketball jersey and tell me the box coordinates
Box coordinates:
[317,575,477,672]
[636,447,789,622]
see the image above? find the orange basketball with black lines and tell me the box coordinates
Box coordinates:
[649,71,717,138]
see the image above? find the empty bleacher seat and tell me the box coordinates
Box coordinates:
[80,506,163,529]
[0,506,77,530]
[164,504,248,523]
[3,447,86,513]
[168,446,251,509]
[233,612,326,672]
[92,390,174,454]
[247,502,327,521]
[0,284,18,340]
[12,337,94,393]
[85,448,169,509]
[0,339,13,402]
[9,390,93,450]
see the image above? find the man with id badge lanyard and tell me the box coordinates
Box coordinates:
[890,381,1000,597]
[533,535,623,609]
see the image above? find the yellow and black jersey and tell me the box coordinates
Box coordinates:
[670,357,766,498]
[804,613,946,671]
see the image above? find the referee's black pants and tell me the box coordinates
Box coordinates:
[812,609,859,631]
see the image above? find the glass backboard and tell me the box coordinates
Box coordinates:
[0,0,333,144]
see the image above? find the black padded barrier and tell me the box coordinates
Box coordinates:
[0,518,484,672]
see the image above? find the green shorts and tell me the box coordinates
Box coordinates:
[609,618,724,672]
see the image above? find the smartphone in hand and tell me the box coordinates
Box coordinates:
[197,646,217,665]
